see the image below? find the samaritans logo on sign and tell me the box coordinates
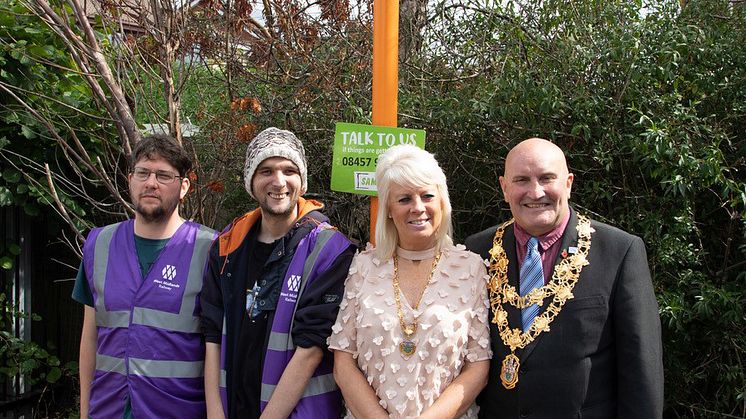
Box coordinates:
[331,122,426,196]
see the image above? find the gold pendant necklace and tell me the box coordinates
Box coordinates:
[392,251,442,359]
[488,214,594,389]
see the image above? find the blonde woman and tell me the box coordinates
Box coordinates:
[329,145,491,418]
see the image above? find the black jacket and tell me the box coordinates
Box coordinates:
[466,209,664,419]
[200,199,355,417]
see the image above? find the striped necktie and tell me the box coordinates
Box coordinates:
[520,237,544,332]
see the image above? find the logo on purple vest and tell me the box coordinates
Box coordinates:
[287,275,301,293]
[162,264,177,280]
[153,264,181,291]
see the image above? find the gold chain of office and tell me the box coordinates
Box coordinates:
[487,214,594,353]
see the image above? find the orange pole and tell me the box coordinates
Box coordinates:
[370,0,399,244]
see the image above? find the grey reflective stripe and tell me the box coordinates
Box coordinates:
[95,310,130,328]
[96,353,126,374]
[297,229,336,302]
[92,223,119,318]
[95,355,204,378]
[290,229,337,331]
[180,225,216,318]
[132,307,201,333]
[260,373,338,402]
[266,229,337,353]
[267,331,294,351]
[129,357,204,378]
[220,369,227,387]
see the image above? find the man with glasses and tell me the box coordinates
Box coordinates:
[72,135,217,418]
[200,127,355,418]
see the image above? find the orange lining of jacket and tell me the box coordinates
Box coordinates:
[217,198,325,272]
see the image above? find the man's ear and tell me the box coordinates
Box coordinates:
[499,175,508,202]
[180,176,191,200]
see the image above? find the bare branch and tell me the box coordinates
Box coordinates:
[45,163,86,244]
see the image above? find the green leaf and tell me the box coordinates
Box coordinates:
[0,13,14,27]
[2,169,21,183]
[46,367,62,383]
[0,187,12,206]
[20,125,36,139]
[8,244,20,255]
[23,203,40,216]
[0,256,13,270]
[21,358,37,372]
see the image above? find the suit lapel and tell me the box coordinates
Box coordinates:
[519,210,579,362]
[553,209,579,270]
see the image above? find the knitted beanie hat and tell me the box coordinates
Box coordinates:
[243,127,308,199]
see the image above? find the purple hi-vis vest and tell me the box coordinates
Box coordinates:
[83,220,217,419]
[218,224,351,418]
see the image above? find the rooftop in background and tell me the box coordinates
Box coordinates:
[141,123,200,138]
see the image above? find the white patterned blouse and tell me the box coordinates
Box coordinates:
[328,244,492,419]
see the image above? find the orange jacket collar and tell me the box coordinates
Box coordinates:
[218,197,324,257]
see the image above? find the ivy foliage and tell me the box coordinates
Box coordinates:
[0,243,78,389]
[0,0,111,229]
[0,0,99,400]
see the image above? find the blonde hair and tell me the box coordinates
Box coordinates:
[374,145,453,260]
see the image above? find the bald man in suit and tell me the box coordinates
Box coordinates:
[466,138,663,419]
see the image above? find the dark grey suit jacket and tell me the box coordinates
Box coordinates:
[465,210,663,419]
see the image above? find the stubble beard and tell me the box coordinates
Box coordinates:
[260,195,297,220]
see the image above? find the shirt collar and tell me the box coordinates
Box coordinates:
[514,208,571,252]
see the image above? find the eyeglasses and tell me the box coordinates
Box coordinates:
[131,167,183,185]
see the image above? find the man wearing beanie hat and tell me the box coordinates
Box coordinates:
[201,127,355,419]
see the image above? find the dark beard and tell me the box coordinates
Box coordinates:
[135,198,179,223]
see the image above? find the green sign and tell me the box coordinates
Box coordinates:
[330,122,426,196]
